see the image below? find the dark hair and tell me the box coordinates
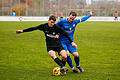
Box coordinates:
[49,15,56,21]
[69,11,77,16]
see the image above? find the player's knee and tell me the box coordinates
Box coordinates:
[73,52,79,58]
[48,51,56,59]
[62,53,67,59]
[60,50,67,59]
[75,55,79,58]
[50,55,56,59]
[62,55,67,61]
[66,51,70,56]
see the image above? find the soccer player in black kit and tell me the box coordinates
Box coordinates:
[16,15,77,73]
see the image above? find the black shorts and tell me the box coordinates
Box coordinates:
[46,41,64,53]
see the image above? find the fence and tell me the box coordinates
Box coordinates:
[0,0,120,16]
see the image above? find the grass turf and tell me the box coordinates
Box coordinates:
[0,21,120,80]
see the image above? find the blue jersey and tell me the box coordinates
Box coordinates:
[56,14,91,42]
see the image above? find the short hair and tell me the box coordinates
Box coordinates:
[69,11,77,16]
[49,15,56,21]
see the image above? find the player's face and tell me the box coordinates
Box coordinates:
[48,20,55,27]
[68,15,76,23]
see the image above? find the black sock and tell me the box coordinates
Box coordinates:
[54,57,64,68]
[62,59,66,67]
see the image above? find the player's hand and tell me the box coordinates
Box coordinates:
[54,34,59,39]
[90,11,94,16]
[71,42,78,49]
[16,30,23,34]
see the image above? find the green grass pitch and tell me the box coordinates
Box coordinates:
[0,21,120,80]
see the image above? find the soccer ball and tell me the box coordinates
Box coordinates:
[53,67,62,76]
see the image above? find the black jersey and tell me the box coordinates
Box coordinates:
[23,23,72,47]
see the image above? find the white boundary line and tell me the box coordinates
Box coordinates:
[0,16,119,22]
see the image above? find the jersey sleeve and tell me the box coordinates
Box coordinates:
[81,14,91,22]
[23,24,44,32]
[56,26,73,43]
[75,14,92,24]
[56,20,63,27]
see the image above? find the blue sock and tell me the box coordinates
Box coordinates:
[67,56,73,68]
[74,56,80,66]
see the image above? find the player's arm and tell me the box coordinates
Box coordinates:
[54,34,59,39]
[56,26,77,48]
[16,24,44,34]
[77,11,93,23]
[56,20,63,27]
[80,14,91,22]
[81,11,93,22]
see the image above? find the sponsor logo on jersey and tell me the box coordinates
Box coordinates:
[45,31,49,33]
[53,32,55,35]
[73,24,75,27]
[66,31,73,34]
[46,34,55,38]
[65,26,69,28]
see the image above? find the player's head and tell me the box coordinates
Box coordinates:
[48,15,56,27]
[68,11,77,23]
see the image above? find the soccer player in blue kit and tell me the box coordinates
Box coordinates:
[56,11,93,73]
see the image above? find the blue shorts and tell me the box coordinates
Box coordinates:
[60,17,63,18]
[60,40,77,54]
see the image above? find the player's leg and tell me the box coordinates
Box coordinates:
[60,41,74,68]
[115,17,118,21]
[59,48,78,74]
[60,41,75,71]
[68,43,84,72]
[66,50,80,73]
[56,42,67,66]
[72,52,84,72]
[48,50,64,68]
[67,44,81,73]
[72,52,79,66]
[66,51,74,68]
[59,41,79,73]
[56,43,69,72]
[60,41,68,66]
[47,42,68,73]
[59,50,67,61]
[59,50,69,72]
[116,17,118,20]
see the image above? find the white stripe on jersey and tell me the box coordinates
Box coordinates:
[46,34,55,38]
[80,19,81,22]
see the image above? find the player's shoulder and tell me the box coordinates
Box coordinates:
[38,23,48,29]
[74,18,80,21]
[60,18,68,22]
[73,19,81,23]
[37,23,47,26]
[40,23,48,27]
[55,24,60,28]
[43,23,48,26]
